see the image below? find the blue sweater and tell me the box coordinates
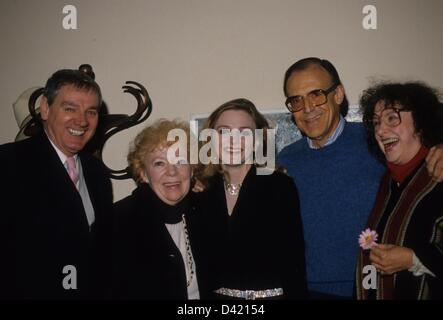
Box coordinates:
[277,122,385,297]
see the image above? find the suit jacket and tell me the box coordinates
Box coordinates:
[112,183,211,300]
[0,133,113,299]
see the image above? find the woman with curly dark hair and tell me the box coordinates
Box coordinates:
[356,82,443,299]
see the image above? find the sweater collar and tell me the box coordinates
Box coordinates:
[386,145,429,184]
[307,115,345,149]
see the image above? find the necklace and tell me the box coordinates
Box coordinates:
[181,214,195,287]
[225,182,242,196]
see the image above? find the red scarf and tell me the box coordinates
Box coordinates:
[386,146,429,184]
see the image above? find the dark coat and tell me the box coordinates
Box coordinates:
[0,133,113,299]
[357,163,443,299]
[112,183,211,300]
[197,166,307,299]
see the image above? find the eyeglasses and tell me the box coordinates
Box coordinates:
[285,83,338,113]
[368,107,406,131]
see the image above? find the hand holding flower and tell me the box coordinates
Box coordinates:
[369,244,414,274]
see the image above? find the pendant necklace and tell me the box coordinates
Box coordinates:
[224,181,242,196]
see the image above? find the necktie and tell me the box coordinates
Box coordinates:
[66,156,79,186]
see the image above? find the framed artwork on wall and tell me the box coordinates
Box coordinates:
[190,105,362,154]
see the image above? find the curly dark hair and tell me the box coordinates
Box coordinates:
[360,81,443,159]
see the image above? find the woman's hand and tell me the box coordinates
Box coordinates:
[369,244,413,275]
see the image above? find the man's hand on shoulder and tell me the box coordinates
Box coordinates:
[426,145,443,182]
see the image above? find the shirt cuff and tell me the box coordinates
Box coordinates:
[408,252,436,277]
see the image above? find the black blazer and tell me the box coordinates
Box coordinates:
[112,183,211,300]
[0,133,113,299]
[198,166,307,299]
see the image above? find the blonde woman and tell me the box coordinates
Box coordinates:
[195,98,307,299]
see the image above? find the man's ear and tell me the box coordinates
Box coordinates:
[333,84,345,106]
[40,96,50,121]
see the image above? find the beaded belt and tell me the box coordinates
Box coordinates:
[214,287,284,300]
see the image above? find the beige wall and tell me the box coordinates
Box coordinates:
[1,0,442,201]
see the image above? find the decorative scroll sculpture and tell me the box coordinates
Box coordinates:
[24,64,152,180]
[97,80,152,179]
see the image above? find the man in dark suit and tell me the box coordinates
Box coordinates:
[0,69,113,299]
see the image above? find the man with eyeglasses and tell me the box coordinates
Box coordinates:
[277,57,443,299]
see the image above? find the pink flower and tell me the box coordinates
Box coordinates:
[359,228,378,250]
